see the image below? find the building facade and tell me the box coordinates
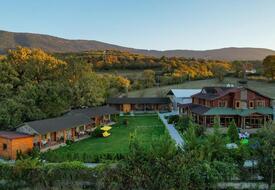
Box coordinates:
[107,97,172,113]
[179,87,273,128]
[0,131,33,160]
[16,106,118,151]
[167,89,201,111]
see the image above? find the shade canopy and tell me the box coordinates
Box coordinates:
[103,131,110,137]
[101,126,112,131]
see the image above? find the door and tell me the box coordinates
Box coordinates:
[50,132,56,141]
[123,104,131,113]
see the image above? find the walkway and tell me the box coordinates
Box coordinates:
[158,111,185,148]
[40,135,90,152]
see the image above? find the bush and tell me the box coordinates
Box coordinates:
[91,127,103,138]
[111,114,119,122]
[176,115,192,133]
[167,115,179,124]
[0,160,98,189]
[123,119,129,126]
[66,139,74,145]
[29,147,41,159]
[227,120,239,143]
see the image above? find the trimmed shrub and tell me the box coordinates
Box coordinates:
[123,118,129,126]
[167,115,179,124]
[91,127,103,138]
[66,139,74,145]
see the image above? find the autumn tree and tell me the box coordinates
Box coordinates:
[211,63,229,82]
[7,47,67,83]
[0,47,111,129]
[142,69,156,88]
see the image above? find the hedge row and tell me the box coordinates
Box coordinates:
[0,160,99,189]
[42,151,126,163]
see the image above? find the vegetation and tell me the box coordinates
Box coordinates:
[0,47,129,129]
[42,115,166,163]
[263,55,275,80]
[254,126,275,188]
[98,126,237,190]
[227,120,239,143]
[0,118,274,189]
[176,116,275,190]
[55,50,232,89]
[0,159,98,189]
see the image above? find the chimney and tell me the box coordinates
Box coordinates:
[240,87,248,109]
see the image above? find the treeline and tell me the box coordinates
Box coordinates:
[54,50,162,70]
[0,47,130,129]
[55,50,232,88]
[56,50,275,85]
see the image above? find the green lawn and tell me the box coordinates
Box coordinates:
[42,115,166,162]
[128,77,275,99]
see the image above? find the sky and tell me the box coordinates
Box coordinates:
[1,0,275,50]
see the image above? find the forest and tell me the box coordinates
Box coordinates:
[0,47,130,129]
[55,50,234,87]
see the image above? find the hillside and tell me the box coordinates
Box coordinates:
[1,30,275,60]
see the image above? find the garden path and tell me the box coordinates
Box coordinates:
[158,111,185,148]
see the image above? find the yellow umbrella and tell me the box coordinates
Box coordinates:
[103,131,111,137]
[100,125,112,131]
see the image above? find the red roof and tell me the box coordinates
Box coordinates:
[0,131,32,139]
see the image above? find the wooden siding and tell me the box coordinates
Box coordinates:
[0,136,33,160]
[123,104,131,112]
[200,89,271,109]
[108,103,172,112]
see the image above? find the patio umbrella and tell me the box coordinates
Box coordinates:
[101,125,112,131]
[103,131,111,137]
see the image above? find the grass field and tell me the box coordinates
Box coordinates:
[128,77,275,99]
[42,115,166,163]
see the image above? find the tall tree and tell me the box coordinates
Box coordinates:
[255,126,275,189]
[231,61,243,78]
[263,55,275,80]
[142,69,156,88]
[227,120,239,143]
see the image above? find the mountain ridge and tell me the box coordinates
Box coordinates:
[1,30,275,61]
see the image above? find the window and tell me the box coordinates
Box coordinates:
[249,101,254,109]
[218,100,227,107]
[256,100,265,107]
[3,143,7,151]
[235,101,240,108]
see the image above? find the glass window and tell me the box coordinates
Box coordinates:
[256,100,265,107]
[249,101,254,109]
[235,101,240,108]
[3,143,7,150]
[218,100,227,107]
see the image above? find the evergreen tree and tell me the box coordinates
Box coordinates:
[227,120,239,143]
